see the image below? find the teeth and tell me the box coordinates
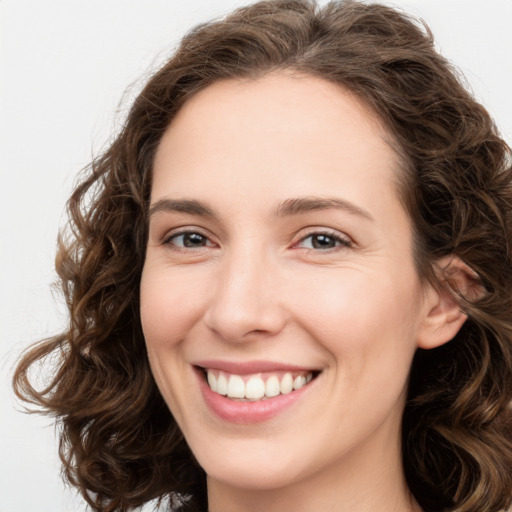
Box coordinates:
[280,373,293,394]
[227,375,245,398]
[217,373,228,395]
[293,375,306,390]
[206,369,315,401]
[246,376,266,400]
[265,376,280,398]
[207,371,217,391]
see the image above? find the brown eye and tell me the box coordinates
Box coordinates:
[165,232,213,248]
[310,234,337,249]
[297,232,351,251]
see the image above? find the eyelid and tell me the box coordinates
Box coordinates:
[292,227,353,251]
[161,227,217,247]
[158,225,352,252]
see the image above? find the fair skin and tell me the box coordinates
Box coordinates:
[140,72,467,512]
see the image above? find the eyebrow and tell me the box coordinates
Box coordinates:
[148,199,215,218]
[275,197,374,221]
[148,196,374,221]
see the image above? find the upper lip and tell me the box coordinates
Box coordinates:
[193,359,320,375]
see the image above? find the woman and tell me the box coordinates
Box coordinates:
[13,1,512,511]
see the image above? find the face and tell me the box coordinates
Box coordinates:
[141,72,432,493]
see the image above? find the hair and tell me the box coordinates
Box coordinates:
[13,1,512,511]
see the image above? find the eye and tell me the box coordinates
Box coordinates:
[163,231,215,249]
[296,231,352,251]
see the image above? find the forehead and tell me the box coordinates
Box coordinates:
[157,71,391,160]
[152,72,403,219]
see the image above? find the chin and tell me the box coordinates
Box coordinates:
[198,441,307,492]
[206,464,300,492]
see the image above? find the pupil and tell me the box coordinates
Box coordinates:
[312,234,334,249]
[184,233,205,247]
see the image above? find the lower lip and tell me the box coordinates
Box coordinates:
[195,369,316,424]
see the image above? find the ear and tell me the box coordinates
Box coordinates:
[417,256,484,350]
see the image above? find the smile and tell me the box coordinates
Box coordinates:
[194,361,321,423]
[205,369,315,401]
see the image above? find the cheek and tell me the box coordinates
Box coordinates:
[139,266,207,349]
[289,267,422,366]
[139,266,207,425]
[300,272,422,427]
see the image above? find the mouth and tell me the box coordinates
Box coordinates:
[196,366,321,402]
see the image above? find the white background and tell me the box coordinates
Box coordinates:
[1,1,511,511]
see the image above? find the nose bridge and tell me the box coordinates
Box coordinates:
[204,239,285,341]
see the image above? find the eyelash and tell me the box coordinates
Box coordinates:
[294,230,352,253]
[162,229,215,250]
[162,228,352,254]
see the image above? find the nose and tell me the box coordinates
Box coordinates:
[203,247,287,343]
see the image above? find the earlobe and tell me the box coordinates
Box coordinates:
[417,256,483,350]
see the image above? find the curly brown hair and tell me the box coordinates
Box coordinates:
[13,1,512,511]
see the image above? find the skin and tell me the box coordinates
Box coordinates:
[140,72,466,512]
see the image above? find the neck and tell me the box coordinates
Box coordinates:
[207,429,422,512]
